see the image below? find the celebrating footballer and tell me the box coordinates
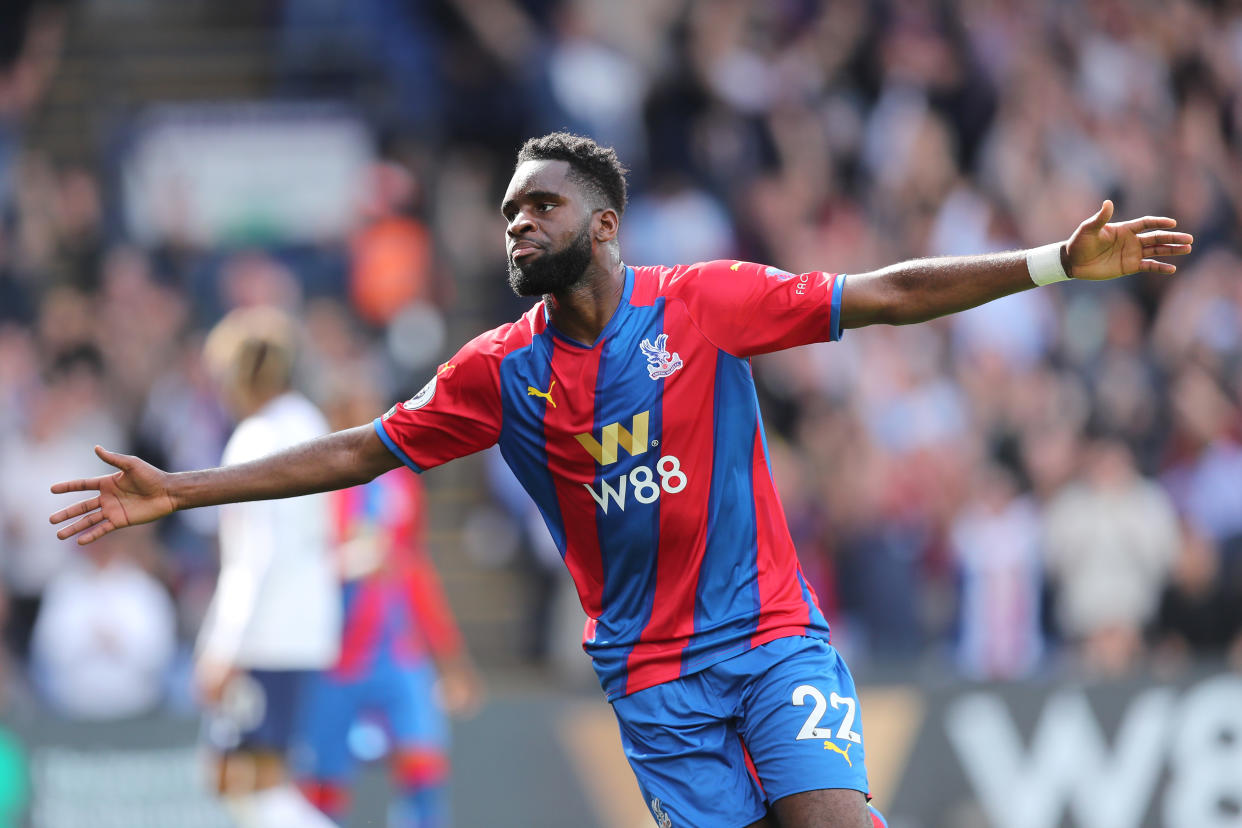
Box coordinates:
[50,132,1191,828]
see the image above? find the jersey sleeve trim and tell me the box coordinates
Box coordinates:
[373,417,424,474]
[830,273,845,342]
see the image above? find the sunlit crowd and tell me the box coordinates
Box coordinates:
[1,0,1240,721]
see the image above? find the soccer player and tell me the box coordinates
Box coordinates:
[196,307,339,828]
[49,133,1191,828]
[294,383,482,827]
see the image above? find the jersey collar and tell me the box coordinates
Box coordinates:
[542,265,634,350]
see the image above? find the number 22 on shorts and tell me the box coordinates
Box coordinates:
[792,685,862,744]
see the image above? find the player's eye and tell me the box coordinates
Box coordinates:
[537,202,556,212]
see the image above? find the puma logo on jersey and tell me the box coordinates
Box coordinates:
[527,380,556,408]
[640,334,683,380]
[823,741,852,767]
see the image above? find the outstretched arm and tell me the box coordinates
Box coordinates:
[50,424,401,544]
[840,200,1193,329]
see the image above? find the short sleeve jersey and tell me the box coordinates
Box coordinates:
[375,261,844,700]
[329,472,464,680]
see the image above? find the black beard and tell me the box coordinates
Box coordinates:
[507,224,593,297]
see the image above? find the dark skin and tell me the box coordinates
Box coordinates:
[501,160,625,344]
[50,158,1191,828]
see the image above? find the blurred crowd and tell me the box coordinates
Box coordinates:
[1,0,1241,723]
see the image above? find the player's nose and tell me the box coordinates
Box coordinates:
[507,209,536,236]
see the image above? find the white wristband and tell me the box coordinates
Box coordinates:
[1027,242,1070,286]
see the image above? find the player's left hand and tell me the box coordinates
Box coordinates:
[437,656,484,718]
[1065,200,1193,280]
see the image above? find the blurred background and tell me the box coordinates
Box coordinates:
[0,0,1241,826]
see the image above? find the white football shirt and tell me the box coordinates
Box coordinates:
[197,392,340,668]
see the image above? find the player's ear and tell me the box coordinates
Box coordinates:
[594,207,619,243]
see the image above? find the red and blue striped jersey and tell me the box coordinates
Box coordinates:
[375,260,844,700]
[329,472,464,680]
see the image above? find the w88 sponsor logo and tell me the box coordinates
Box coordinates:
[583,456,686,513]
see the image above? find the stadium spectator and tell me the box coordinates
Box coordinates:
[1042,436,1181,676]
[1151,525,1242,672]
[622,172,735,267]
[949,463,1044,680]
[29,528,175,720]
[0,345,121,663]
[348,160,440,328]
[1161,362,1242,581]
[0,0,65,213]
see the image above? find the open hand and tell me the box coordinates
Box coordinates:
[49,446,177,544]
[1066,200,1193,281]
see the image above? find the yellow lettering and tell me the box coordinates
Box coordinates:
[575,411,649,465]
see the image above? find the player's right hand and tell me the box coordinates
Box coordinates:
[49,446,177,544]
[193,655,238,709]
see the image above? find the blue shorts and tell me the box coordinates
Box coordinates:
[292,658,446,780]
[202,669,310,755]
[611,636,869,828]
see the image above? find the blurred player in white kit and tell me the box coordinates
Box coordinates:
[196,306,340,827]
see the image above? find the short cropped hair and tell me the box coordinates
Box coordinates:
[516,132,629,215]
